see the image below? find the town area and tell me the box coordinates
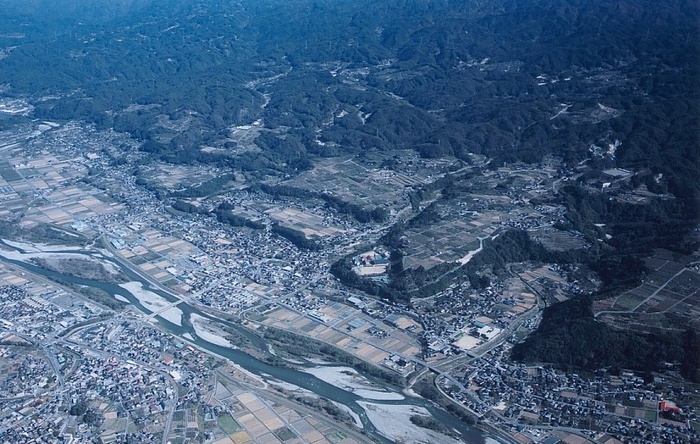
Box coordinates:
[0,119,697,444]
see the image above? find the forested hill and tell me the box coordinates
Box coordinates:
[1,0,698,380]
[0,0,154,30]
[0,0,697,202]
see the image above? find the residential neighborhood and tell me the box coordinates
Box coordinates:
[0,120,697,444]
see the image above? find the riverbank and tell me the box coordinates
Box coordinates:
[0,239,487,444]
[302,366,405,401]
[358,401,466,444]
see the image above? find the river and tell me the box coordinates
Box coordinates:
[0,242,486,444]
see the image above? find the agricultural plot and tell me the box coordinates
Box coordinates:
[3,165,119,235]
[594,249,700,331]
[610,284,656,311]
[227,123,265,155]
[141,162,223,190]
[209,390,359,444]
[0,147,121,227]
[266,206,345,238]
[402,202,545,271]
[399,165,567,271]
[282,152,455,213]
[0,161,22,182]
[260,301,422,364]
[529,226,588,252]
[402,219,483,270]
[517,265,574,303]
[113,225,205,291]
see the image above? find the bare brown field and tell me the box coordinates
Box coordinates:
[266,207,345,237]
[261,302,422,365]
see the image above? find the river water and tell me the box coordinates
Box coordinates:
[0,244,486,444]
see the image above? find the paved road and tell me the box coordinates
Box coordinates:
[595,265,688,318]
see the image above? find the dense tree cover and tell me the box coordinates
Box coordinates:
[321,194,389,224]
[258,184,388,223]
[329,256,398,301]
[262,327,404,387]
[511,298,699,379]
[172,200,264,230]
[0,0,696,196]
[81,409,102,427]
[172,174,236,198]
[69,400,88,416]
[1,0,698,380]
[681,330,700,383]
[253,132,313,172]
[561,184,698,254]
[212,206,264,230]
[171,200,203,215]
[0,221,87,246]
[499,185,699,377]
[333,228,592,303]
[410,415,451,434]
[589,254,647,298]
[270,223,320,251]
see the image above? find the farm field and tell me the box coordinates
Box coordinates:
[593,249,700,332]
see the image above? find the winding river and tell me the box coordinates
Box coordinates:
[0,241,486,444]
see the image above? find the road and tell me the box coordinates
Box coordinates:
[42,344,66,388]
[594,265,688,318]
[215,368,373,444]
[102,233,542,444]
[432,264,546,376]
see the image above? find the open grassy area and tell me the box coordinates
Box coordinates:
[326,431,347,444]
[217,414,240,435]
[282,152,454,214]
[273,427,296,442]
